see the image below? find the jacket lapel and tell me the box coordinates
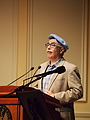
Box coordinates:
[39,61,49,89]
[48,60,65,90]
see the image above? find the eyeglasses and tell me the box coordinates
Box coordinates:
[45,42,61,48]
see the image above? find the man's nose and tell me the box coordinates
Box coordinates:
[47,45,51,49]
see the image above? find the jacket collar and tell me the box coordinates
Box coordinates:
[48,59,66,90]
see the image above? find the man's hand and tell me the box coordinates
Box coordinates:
[44,90,54,97]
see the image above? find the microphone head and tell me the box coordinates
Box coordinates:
[38,66,41,69]
[55,66,66,74]
[31,67,34,70]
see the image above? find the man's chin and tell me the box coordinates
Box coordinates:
[47,55,53,59]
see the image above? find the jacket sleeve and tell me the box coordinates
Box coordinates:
[53,67,83,104]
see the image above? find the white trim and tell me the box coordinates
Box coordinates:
[75,112,90,118]
[28,0,33,69]
[24,0,33,85]
[11,0,18,85]
[79,0,88,101]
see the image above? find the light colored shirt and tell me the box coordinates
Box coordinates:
[42,58,64,91]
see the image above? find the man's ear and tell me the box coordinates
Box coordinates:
[60,48,65,54]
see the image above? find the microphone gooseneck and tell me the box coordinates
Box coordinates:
[23,66,41,84]
[30,66,41,82]
[7,67,34,86]
[6,66,65,96]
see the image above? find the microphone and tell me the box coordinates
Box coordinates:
[23,66,41,85]
[6,66,41,96]
[7,67,34,86]
[6,66,65,96]
[23,66,41,84]
[32,66,66,78]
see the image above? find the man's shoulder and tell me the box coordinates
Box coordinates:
[41,61,49,66]
[40,61,49,69]
[64,61,76,67]
[63,60,77,71]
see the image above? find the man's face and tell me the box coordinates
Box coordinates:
[45,39,62,60]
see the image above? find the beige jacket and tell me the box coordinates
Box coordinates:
[32,59,83,120]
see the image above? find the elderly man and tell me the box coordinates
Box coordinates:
[33,34,83,120]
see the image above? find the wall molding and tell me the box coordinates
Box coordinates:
[0,0,18,85]
[75,112,90,118]
[27,0,33,71]
[79,0,88,102]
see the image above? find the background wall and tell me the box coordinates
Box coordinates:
[0,0,90,119]
[0,0,18,85]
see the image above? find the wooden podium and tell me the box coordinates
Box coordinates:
[0,86,61,120]
[0,86,23,120]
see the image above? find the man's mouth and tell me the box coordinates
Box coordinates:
[47,50,53,53]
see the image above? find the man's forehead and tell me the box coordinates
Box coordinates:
[48,39,58,43]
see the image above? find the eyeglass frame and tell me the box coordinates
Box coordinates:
[45,42,62,48]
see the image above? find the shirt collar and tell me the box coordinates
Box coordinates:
[48,57,64,69]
